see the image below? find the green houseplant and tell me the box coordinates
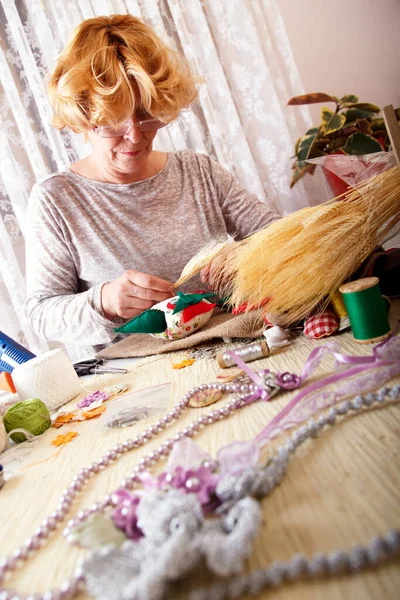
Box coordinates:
[288,93,400,189]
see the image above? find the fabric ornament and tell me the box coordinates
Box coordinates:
[304,309,339,339]
[172,358,195,370]
[114,292,216,340]
[51,431,78,447]
[67,514,126,550]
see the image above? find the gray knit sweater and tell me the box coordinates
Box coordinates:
[26,150,279,351]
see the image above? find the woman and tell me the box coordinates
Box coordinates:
[26,14,279,354]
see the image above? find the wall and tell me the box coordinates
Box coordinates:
[280,0,400,246]
[280,0,400,122]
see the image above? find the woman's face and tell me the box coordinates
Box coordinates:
[87,109,161,182]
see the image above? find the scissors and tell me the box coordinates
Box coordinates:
[73,358,128,376]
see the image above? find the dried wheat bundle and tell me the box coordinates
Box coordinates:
[210,166,400,325]
[174,237,230,287]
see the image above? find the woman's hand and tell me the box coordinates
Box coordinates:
[101,270,174,321]
[200,255,225,291]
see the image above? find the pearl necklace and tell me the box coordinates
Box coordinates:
[81,383,400,600]
[189,386,400,600]
[0,374,272,600]
[1,362,399,600]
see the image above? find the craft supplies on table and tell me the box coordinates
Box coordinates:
[0,372,17,393]
[177,152,399,327]
[12,349,81,411]
[339,277,391,343]
[217,340,269,368]
[100,382,171,428]
[3,398,51,443]
[73,358,128,376]
[0,301,399,600]
[0,417,7,453]
[263,325,292,348]
[0,330,35,373]
[330,289,350,330]
[303,309,339,339]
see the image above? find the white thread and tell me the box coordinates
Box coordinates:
[0,417,7,453]
[11,349,81,412]
[263,326,292,349]
[0,394,19,416]
[7,428,39,442]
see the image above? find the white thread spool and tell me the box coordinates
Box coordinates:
[11,349,81,412]
[263,326,292,349]
[217,341,270,369]
[0,417,7,453]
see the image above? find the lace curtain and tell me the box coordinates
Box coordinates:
[0,0,314,354]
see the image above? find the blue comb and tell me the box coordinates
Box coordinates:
[0,330,36,373]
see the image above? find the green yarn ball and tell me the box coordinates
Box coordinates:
[3,398,51,443]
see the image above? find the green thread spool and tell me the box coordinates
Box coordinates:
[339,277,391,344]
[3,398,51,443]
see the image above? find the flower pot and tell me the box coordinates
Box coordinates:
[322,165,351,197]
[320,153,388,199]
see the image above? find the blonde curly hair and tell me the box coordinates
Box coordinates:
[48,14,199,133]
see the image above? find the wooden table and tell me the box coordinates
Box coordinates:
[1,304,399,600]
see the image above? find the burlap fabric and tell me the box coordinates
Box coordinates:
[96,310,264,359]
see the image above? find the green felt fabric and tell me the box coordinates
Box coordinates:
[114,309,167,334]
[172,291,216,314]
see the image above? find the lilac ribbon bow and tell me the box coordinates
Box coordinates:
[224,349,301,406]
[226,330,400,445]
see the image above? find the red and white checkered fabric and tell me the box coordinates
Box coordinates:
[304,309,339,339]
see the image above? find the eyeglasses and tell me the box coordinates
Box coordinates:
[93,118,168,138]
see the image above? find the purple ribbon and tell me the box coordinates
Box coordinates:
[225,331,400,444]
[224,348,301,405]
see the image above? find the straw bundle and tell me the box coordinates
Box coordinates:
[174,238,230,287]
[178,166,400,326]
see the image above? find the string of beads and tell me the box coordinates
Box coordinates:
[0,376,399,599]
[190,383,400,599]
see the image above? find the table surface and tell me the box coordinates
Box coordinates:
[1,305,399,600]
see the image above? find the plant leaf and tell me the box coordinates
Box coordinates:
[344,133,383,155]
[357,119,372,134]
[288,93,338,106]
[330,125,359,138]
[290,163,317,188]
[321,107,334,123]
[305,126,320,136]
[340,94,359,103]
[297,129,320,163]
[293,136,302,156]
[325,136,349,151]
[344,108,376,122]
[321,108,346,135]
[371,129,387,138]
[371,118,384,130]
[341,102,380,113]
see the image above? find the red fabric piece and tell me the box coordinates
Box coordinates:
[233,298,270,315]
[232,302,250,315]
[182,301,216,323]
[263,316,274,326]
[166,301,177,310]
[304,310,339,339]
